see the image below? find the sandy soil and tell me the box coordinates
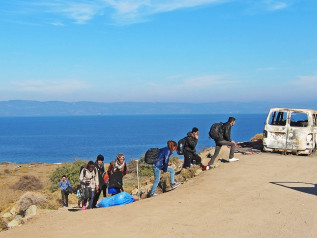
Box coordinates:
[1,151,317,238]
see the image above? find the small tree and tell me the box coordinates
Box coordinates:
[50,159,87,192]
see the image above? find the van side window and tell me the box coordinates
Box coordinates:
[269,111,287,126]
[313,114,317,126]
[290,112,308,127]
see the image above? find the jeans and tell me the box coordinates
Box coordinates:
[208,140,236,165]
[151,165,175,195]
[61,190,68,207]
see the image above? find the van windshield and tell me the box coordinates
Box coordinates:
[269,111,287,126]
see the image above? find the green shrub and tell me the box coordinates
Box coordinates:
[49,159,87,192]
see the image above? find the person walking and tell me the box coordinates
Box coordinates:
[183,127,203,168]
[79,161,99,210]
[58,175,71,208]
[107,153,127,195]
[92,154,107,208]
[150,140,180,197]
[208,117,239,167]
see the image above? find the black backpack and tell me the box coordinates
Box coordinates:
[144,148,161,164]
[177,137,186,155]
[209,122,223,140]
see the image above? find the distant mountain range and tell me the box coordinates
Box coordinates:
[0,100,316,116]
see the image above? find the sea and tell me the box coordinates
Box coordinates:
[0,114,267,164]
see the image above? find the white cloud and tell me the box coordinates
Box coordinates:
[11,79,90,94]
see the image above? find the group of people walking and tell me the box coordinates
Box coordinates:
[58,153,127,210]
[59,116,239,206]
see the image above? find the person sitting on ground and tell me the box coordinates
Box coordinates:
[92,154,107,208]
[107,153,127,195]
[79,161,99,210]
[150,140,180,197]
[183,127,204,168]
[207,117,239,167]
[58,175,71,208]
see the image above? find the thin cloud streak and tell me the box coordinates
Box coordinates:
[4,0,294,25]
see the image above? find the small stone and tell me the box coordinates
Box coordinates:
[1,213,12,219]
[24,205,37,219]
[10,207,17,216]
[7,215,23,229]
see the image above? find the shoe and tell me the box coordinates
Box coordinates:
[81,206,87,210]
[171,183,180,189]
[229,158,239,162]
[151,194,158,197]
[202,165,210,171]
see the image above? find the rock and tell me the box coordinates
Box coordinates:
[24,205,37,219]
[131,188,138,196]
[194,169,202,176]
[1,213,12,219]
[7,215,23,229]
[10,207,17,216]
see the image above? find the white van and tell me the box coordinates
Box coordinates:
[263,108,317,155]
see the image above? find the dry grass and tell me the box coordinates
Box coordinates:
[11,175,44,191]
[251,133,264,141]
[0,163,60,214]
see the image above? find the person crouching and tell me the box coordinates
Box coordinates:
[150,140,180,197]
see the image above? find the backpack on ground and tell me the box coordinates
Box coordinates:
[177,137,186,155]
[209,122,223,140]
[144,148,161,164]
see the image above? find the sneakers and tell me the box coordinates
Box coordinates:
[171,183,180,189]
[228,158,239,162]
[202,165,210,171]
[81,206,87,210]
[151,194,158,197]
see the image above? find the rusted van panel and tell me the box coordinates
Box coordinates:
[263,108,317,155]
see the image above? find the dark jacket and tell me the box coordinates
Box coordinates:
[95,161,106,187]
[154,147,172,172]
[222,122,232,142]
[184,132,198,153]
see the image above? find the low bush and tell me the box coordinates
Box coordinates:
[49,159,87,192]
[11,175,43,191]
[17,192,47,214]
[4,169,10,174]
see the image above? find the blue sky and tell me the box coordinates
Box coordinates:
[0,0,316,103]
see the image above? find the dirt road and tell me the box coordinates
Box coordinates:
[1,152,317,238]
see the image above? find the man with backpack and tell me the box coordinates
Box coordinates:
[92,154,107,208]
[183,127,204,168]
[208,117,239,167]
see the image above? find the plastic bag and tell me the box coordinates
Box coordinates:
[97,192,134,208]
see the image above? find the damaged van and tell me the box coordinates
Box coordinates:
[263,108,317,155]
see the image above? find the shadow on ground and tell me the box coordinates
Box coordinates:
[270,182,317,196]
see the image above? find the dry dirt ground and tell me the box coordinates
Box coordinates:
[1,150,317,238]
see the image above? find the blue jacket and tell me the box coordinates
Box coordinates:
[154,147,172,172]
[58,180,71,191]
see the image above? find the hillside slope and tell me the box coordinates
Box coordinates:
[1,152,317,238]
